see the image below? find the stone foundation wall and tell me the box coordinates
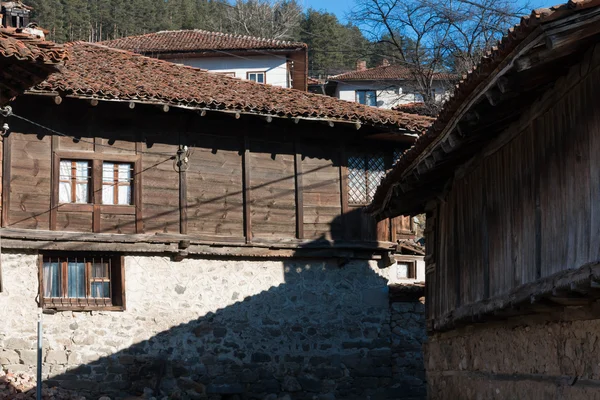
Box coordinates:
[425,318,600,400]
[0,250,424,400]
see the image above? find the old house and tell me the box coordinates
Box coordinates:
[101,30,308,91]
[370,0,600,399]
[0,39,432,399]
[326,62,452,109]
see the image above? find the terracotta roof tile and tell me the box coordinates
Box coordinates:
[101,30,306,54]
[370,0,600,214]
[330,64,454,81]
[0,27,67,64]
[31,42,434,132]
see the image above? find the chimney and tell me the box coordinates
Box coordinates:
[1,1,32,29]
[380,59,390,67]
[356,60,367,71]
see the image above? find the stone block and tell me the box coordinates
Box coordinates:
[45,350,68,365]
[282,376,302,392]
[17,349,37,365]
[0,350,20,365]
[5,338,33,350]
[298,376,321,392]
[206,383,244,394]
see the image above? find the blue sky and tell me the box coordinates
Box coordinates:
[302,0,556,23]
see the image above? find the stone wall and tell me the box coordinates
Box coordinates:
[425,318,600,400]
[389,287,426,400]
[0,250,425,400]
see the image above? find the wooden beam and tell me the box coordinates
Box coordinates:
[339,145,349,239]
[89,99,99,107]
[265,116,273,123]
[294,141,304,239]
[496,76,511,94]
[485,89,502,106]
[135,142,143,234]
[545,18,600,50]
[242,134,252,243]
[161,105,170,113]
[128,102,135,109]
[53,95,62,105]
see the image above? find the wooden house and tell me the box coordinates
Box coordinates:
[0,41,432,399]
[370,0,600,398]
[102,30,308,91]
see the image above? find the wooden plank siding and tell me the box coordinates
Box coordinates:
[427,49,600,324]
[2,96,414,250]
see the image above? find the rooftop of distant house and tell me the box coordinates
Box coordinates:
[100,29,307,55]
[29,42,433,132]
[330,61,455,82]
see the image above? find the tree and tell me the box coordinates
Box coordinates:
[352,0,531,110]
[224,0,303,40]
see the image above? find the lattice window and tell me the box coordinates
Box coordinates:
[348,154,386,205]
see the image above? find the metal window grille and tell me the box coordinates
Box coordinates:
[348,155,385,205]
[42,255,116,309]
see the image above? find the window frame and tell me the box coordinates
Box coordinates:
[102,161,134,206]
[38,253,126,312]
[356,90,377,106]
[53,151,139,213]
[247,71,266,84]
[58,159,92,204]
[395,258,418,280]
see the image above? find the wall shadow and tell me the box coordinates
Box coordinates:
[0,208,430,400]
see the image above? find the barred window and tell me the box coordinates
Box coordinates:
[41,253,125,311]
[102,162,133,205]
[59,160,91,204]
[348,154,386,205]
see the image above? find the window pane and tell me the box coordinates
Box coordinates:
[43,262,61,298]
[118,164,131,182]
[67,262,86,298]
[367,156,385,202]
[102,162,115,205]
[103,162,114,182]
[249,73,256,81]
[92,262,108,278]
[257,73,264,83]
[397,262,410,279]
[75,161,89,179]
[348,156,367,204]
[59,181,72,203]
[356,91,366,105]
[59,160,71,180]
[91,282,110,298]
[102,184,114,205]
[75,183,88,203]
[366,91,377,106]
[118,185,131,205]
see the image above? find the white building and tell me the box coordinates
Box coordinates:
[102,29,308,91]
[326,61,452,109]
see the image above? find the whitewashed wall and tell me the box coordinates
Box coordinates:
[170,55,290,88]
[335,80,449,109]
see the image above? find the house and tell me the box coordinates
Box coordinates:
[0,39,433,399]
[101,30,308,91]
[369,0,600,398]
[326,61,452,109]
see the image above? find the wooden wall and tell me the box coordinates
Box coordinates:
[2,97,416,246]
[427,47,600,322]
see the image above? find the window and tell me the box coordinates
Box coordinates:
[247,71,265,83]
[356,90,377,106]
[40,253,125,311]
[102,162,133,205]
[348,154,386,205]
[396,260,417,279]
[59,160,91,204]
[414,93,424,102]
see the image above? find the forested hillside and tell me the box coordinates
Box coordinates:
[24,0,374,77]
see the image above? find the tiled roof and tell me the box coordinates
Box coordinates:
[370,0,600,215]
[101,30,307,54]
[31,42,434,131]
[330,64,454,81]
[0,27,67,64]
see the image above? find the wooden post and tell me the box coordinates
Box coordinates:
[294,141,304,240]
[242,134,252,243]
[135,142,143,234]
[92,159,102,232]
[482,185,490,299]
[49,136,58,230]
[2,133,12,228]
[178,143,188,235]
